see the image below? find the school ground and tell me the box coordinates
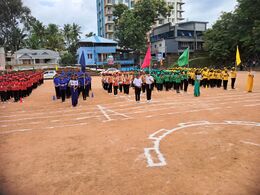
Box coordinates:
[0,71,260,195]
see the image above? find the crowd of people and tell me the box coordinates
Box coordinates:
[101,66,255,102]
[0,70,44,102]
[53,71,92,107]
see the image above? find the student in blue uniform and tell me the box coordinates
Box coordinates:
[78,72,85,99]
[85,73,91,97]
[69,74,79,107]
[59,75,67,102]
[53,74,60,99]
[65,74,71,99]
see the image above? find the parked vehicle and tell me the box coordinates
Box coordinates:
[43,70,56,79]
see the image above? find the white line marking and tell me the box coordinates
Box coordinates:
[144,121,260,167]
[97,105,112,121]
[0,129,32,135]
[97,105,130,122]
[240,140,260,147]
[0,123,88,135]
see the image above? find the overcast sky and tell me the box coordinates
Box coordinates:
[22,0,238,37]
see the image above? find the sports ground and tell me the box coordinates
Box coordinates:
[0,71,260,195]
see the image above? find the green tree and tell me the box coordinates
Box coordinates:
[62,23,81,63]
[45,24,64,51]
[114,0,171,52]
[113,3,128,26]
[0,0,35,53]
[204,0,260,65]
[26,20,46,49]
[85,32,95,37]
[60,52,75,66]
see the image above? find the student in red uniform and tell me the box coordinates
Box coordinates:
[113,74,119,96]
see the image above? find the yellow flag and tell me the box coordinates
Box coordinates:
[236,46,241,66]
[55,64,58,71]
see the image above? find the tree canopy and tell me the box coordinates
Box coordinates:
[114,0,171,52]
[204,0,260,64]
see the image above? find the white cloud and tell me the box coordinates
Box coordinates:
[183,0,238,27]
[22,0,97,37]
[22,0,238,38]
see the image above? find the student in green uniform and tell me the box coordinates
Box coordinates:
[175,71,181,93]
[170,72,176,90]
[183,70,189,92]
[156,74,164,91]
[164,73,170,91]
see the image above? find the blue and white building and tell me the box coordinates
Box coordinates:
[96,0,137,39]
[77,35,134,67]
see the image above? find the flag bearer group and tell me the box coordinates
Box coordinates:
[0,70,44,102]
[53,70,92,107]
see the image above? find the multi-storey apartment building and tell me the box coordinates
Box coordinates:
[97,0,184,40]
[97,0,137,40]
[155,0,185,26]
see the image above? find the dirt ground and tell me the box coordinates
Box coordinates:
[0,71,260,195]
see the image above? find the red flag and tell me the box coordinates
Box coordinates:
[141,45,151,69]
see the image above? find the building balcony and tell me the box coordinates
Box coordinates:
[104,1,113,7]
[177,17,185,21]
[105,20,114,24]
[105,11,113,15]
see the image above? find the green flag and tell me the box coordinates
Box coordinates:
[178,48,189,67]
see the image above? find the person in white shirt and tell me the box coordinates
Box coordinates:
[145,73,154,102]
[133,74,142,102]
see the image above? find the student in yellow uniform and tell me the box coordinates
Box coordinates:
[216,70,222,88]
[230,67,237,89]
[222,69,229,90]
[246,69,254,92]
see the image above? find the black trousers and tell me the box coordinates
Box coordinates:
[82,86,87,100]
[108,83,112,93]
[55,87,60,99]
[119,84,123,92]
[142,84,146,93]
[135,87,141,101]
[180,81,184,90]
[157,83,163,91]
[66,86,71,98]
[13,90,20,102]
[217,79,222,88]
[184,79,189,92]
[124,84,130,94]
[61,89,66,102]
[113,86,118,95]
[231,78,236,89]
[86,85,90,97]
[176,83,180,93]
[0,91,7,101]
[146,84,152,101]
[223,80,228,90]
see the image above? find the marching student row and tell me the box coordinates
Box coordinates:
[0,71,44,102]
[101,67,244,102]
[53,71,92,107]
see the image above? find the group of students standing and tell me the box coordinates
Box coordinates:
[0,71,44,102]
[101,66,255,102]
[53,71,92,107]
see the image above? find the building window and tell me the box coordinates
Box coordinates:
[108,16,112,21]
[88,54,93,59]
[159,43,162,47]
[154,45,157,48]
[108,24,112,30]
